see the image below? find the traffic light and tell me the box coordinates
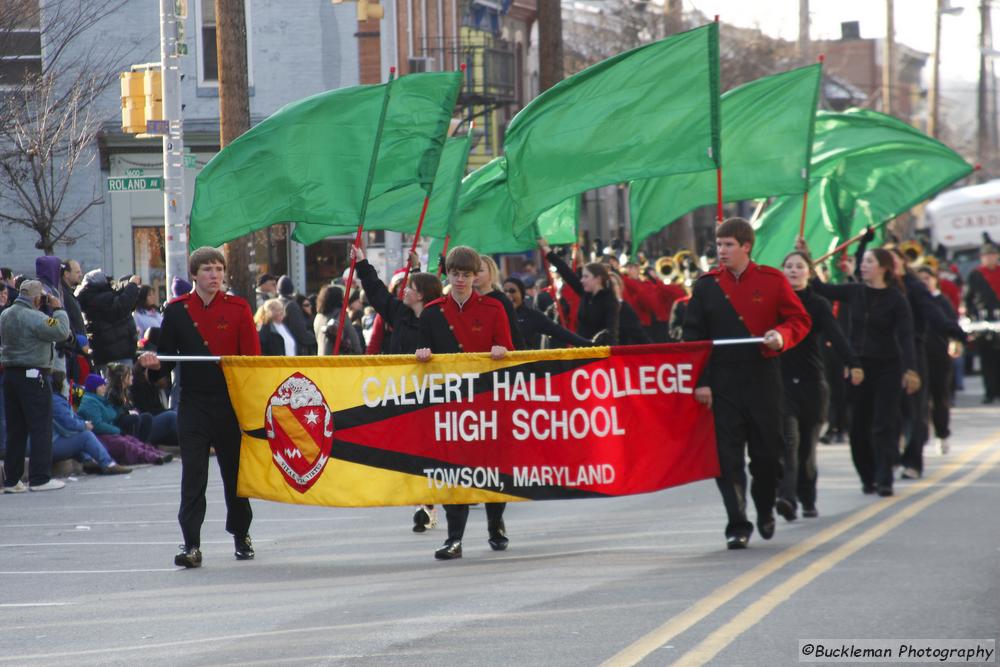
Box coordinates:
[143,68,163,124]
[120,71,145,134]
[331,0,383,21]
[357,0,383,20]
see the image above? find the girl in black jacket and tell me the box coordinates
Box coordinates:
[476,254,527,350]
[609,273,652,345]
[502,277,592,349]
[779,251,862,520]
[540,239,620,345]
[350,246,441,356]
[807,246,919,497]
[350,245,444,534]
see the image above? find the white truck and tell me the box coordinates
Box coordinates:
[923,179,1000,278]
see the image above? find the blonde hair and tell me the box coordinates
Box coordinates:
[478,254,503,294]
[255,298,283,327]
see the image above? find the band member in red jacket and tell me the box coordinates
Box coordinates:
[416,246,513,561]
[682,219,811,550]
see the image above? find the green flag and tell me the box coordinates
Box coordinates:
[189,71,461,249]
[753,108,973,267]
[503,23,720,234]
[629,64,821,251]
[326,133,472,237]
[427,157,579,271]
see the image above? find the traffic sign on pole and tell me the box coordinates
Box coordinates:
[107,176,164,192]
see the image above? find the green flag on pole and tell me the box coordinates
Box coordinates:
[752,108,974,267]
[189,71,461,249]
[629,63,821,251]
[503,23,720,234]
[327,133,472,237]
[427,157,579,271]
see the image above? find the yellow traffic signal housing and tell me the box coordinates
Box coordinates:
[120,71,146,134]
[357,0,383,21]
[331,0,383,21]
[143,68,163,123]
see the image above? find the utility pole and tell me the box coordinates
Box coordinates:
[663,0,684,36]
[882,0,894,115]
[160,0,187,293]
[538,0,563,92]
[979,0,989,180]
[929,0,943,138]
[798,0,810,63]
[216,0,253,299]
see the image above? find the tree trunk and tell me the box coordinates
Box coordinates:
[537,0,564,92]
[215,0,254,300]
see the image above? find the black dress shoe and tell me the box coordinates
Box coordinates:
[174,545,202,568]
[757,515,776,540]
[775,497,797,522]
[801,505,819,518]
[862,483,877,495]
[435,540,462,560]
[726,535,749,550]
[877,486,894,497]
[234,534,255,560]
[487,520,509,551]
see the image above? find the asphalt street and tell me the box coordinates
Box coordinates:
[1,381,998,666]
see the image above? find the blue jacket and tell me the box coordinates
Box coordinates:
[52,393,88,438]
[77,391,122,435]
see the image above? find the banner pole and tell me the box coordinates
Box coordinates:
[798,189,809,239]
[335,67,396,355]
[395,194,431,297]
[715,167,724,223]
[812,228,871,265]
[437,235,451,277]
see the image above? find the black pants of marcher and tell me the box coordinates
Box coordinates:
[711,359,784,539]
[901,343,929,473]
[926,345,953,439]
[849,357,903,490]
[980,340,1000,401]
[780,378,828,511]
[177,393,251,548]
[823,344,849,435]
[2,369,54,487]
[444,503,506,543]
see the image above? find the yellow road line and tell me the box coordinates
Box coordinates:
[673,442,1000,666]
[601,429,1000,667]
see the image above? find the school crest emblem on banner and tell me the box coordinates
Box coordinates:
[264,373,334,493]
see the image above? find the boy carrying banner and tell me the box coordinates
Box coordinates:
[682,219,811,550]
[416,246,513,560]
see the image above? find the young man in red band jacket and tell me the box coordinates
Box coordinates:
[416,245,513,561]
[139,247,261,568]
[682,219,812,550]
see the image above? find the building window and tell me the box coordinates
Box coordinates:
[198,0,218,83]
[133,226,167,303]
[0,0,42,86]
[195,0,253,88]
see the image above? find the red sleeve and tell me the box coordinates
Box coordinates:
[366,314,385,354]
[773,276,812,353]
[238,299,262,355]
[492,304,514,349]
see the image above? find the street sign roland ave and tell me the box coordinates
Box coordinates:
[107,176,163,192]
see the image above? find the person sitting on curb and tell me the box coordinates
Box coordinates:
[77,374,172,466]
[50,371,131,475]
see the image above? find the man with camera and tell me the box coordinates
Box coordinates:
[76,269,141,368]
[1,280,71,492]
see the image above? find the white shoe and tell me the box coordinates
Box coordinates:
[936,438,950,455]
[29,479,65,492]
[3,481,27,494]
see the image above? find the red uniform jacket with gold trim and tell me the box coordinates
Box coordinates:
[682,262,812,387]
[419,292,514,353]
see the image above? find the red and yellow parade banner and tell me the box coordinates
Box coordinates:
[221,343,719,507]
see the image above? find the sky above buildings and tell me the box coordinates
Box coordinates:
[688,0,985,94]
